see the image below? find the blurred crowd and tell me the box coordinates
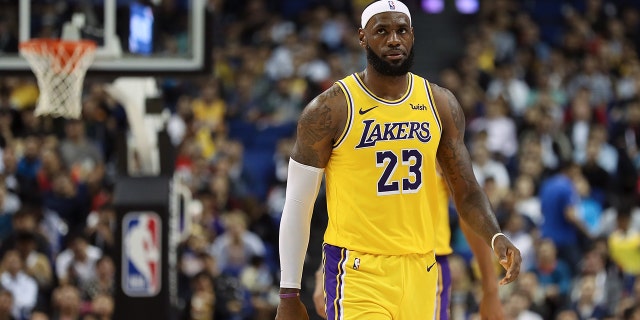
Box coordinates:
[0,0,639,319]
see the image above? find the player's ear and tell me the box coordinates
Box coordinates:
[358,28,366,48]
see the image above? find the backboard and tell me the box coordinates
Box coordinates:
[0,0,210,76]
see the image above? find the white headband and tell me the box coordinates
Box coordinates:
[361,1,412,29]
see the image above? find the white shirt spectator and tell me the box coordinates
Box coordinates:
[209,211,266,273]
[471,144,511,190]
[487,72,530,117]
[265,45,294,80]
[472,160,511,189]
[209,231,266,273]
[1,271,38,320]
[469,116,518,159]
[55,244,102,285]
[516,198,543,226]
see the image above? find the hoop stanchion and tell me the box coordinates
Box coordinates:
[19,39,97,119]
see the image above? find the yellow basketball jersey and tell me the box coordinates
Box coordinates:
[433,169,453,256]
[324,73,442,255]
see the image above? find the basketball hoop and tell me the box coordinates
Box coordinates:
[19,39,97,119]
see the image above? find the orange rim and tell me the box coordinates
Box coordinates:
[20,39,97,73]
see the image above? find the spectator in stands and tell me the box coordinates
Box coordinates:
[447,255,477,319]
[84,294,114,320]
[513,174,542,227]
[555,309,580,320]
[225,73,265,122]
[608,199,640,290]
[191,79,227,159]
[526,70,566,113]
[574,176,603,237]
[55,233,102,287]
[580,139,611,206]
[0,250,38,320]
[0,288,15,320]
[208,167,242,215]
[13,231,52,291]
[570,274,610,319]
[468,96,518,161]
[535,111,574,172]
[37,148,70,193]
[611,98,640,169]
[184,271,217,320]
[517,134,546,188]
[50,285,82,320]
[42,172,91,234]
[471,143,511,193]
[16,135,41,183]
[567,54,614,106]
[530,239,573,316]
[239,255,277,319]
[84,205,116,257]
[262,77,304,125]
[58,119,105,192]
[1,145,38,206]
[209,210,266,276]
[539,161,591,273]
[167,95,194,147]
[566,88,596,162]
[597,195,640,236]
[0,206,52,261]
[575,246,623,315]
[503,290,543,320]
[516,272,552,319]
[79,255,114,302]
[585,125,619,175]
[0,183,20,239]
[207,263,253,320]
[486,60,530,117]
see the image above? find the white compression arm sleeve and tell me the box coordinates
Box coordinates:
[279,158,324,289]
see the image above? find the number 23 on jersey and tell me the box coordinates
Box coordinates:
[376,149,423,195]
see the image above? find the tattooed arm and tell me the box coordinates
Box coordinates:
[432,84,521,285]
[291,84,348,167]
[276,85,347,320]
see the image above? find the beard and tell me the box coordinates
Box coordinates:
[366,45,414,76]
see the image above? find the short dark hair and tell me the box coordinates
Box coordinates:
[14,231,37,244]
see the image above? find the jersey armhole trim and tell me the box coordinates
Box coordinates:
[425,80,442,133]
[333,80,354,149]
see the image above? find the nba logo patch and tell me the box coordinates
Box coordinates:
[122,212,162,297]
[388,1,395,10]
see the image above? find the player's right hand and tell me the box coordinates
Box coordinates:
[275,297,309,320]
[313,269,327,319]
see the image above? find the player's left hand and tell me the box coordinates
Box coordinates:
[492,236,521,285]
[479,290,505,320]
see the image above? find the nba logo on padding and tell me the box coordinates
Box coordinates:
[388,1,396,9]
[122,212,162,297]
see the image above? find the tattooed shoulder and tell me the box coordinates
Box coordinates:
[430,83,466,131]
[293,84,347,166]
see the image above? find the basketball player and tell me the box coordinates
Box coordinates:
[276,1,521,319]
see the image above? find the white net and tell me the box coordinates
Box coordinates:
[19,40,96,119]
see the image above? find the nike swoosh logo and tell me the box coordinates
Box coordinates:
[426,262,436,272]
[359,106,379,115]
